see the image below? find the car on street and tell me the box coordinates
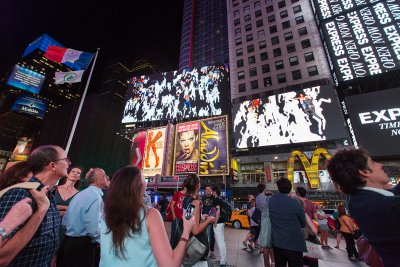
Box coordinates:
[226,209,250,229]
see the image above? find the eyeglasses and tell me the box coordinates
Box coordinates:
[55,157,71,164]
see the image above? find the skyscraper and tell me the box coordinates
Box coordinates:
[179,0,229,70]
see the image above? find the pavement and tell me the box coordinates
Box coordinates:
[164,222,368,267]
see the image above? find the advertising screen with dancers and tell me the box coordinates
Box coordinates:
[122,64,230,123]
[233,85,347,148]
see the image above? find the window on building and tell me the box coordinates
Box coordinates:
[237,59,244,68]
[301,39,311,48]
[261,51,269,61]
[255,10,262,17]
[245,14,251,21]
[282,20,290,29]
[236,48,243,56]
[287,43,296,53]
[235,28,241,36]
[245,24,252,31]
[273,48,282,57]
[258,30,265,38]
[235,19,241,26]
[256,19,264,27]
[304,52,315,62]
[292,69,302,80]
[239,96,246,102]
[266,5,274,13]
[264,77,272,87]
[234,10,240,17]
[275,60,284,70]
[271,36,279,45]
[259,40,267,49]
[262,64,270,73]
[238,71,245,80]
[289,56,299,66]
[280,10,288,18]
[254,1,261,8]
[278,73,286,83]
[284,32,293,41]
[268,15,275,23]
[291,0,299,3]
[269,25,277,34]
[251,80,259,90]
[246,34,253,42]
[236,38,242,45]
[293,5,301,13]
[296,15,305,24]
[298,27,308,36]
[265,0,272,3]
[248,55,256,64]
[250,67,258,77]
[247,44,255,53]
[244,5,250,12]
[278,1,286,8]
[308,66,318,76]
[239,83,246,92]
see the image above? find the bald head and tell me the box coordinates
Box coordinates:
[85,168,102,185]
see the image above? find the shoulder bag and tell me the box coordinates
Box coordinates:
[0,182,40,198]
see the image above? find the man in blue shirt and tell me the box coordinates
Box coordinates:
[57,168,107,267]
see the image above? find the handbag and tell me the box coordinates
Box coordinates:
[334,218,340,230]
[182,237,206,267]
[259,196,272,249]
[353,229,362,240]
[251,208,261,226]
[356,236,382,267]
[304,240,324,260]
[303,224,321,245]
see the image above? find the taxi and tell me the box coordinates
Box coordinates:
[225,209,250,229]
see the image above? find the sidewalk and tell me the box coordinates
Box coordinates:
[165,222,368,267]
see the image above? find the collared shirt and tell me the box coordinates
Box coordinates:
[62,185,103,243]
[363,186,394,196]
[0,176,60,267]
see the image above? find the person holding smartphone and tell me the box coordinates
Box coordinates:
[201,184,216,259]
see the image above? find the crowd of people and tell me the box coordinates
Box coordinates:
[0,145,399,267]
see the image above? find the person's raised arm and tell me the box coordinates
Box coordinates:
[191,200,215,236]
[0,198,32,243]
[148,208,195,267]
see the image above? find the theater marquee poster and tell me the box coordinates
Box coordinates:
[142,127,167,176]
[174,122,200,175]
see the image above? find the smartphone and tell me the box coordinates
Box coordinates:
[208,207,218,217]
[185,203,196,220]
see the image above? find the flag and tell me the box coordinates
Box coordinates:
[55,70,85,85]
[45,45,94,69]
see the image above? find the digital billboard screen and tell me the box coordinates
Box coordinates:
[313,1,400,85]
[345,87,400,157]
[142,127,167,176]
[122,64,230,123]
[233,85,347,148]
[11,93,49,118]
[7,65,45,94]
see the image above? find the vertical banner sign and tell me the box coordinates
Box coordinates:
[130,131,147,171]
[199,115,229,175]
[142,127,167,176]
[266,164,272,182]
[174,122,200,174]
[164,124,175,176]
[232,158,238,181]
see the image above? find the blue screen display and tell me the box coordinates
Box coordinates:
[12,93,49,118]
[7,65,45,94]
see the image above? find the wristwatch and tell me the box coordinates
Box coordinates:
[0,227,8,242]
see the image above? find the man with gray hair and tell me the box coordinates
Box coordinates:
[57,168,107,267]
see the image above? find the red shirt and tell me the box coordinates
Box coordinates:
[172,191,186,219]
[304,199,317,220]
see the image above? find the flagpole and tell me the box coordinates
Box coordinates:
[65,48,100,154]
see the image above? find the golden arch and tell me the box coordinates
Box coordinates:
[287,148,332,189]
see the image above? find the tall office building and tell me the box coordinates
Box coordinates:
[179,0,229,70]
[227,0,331,103]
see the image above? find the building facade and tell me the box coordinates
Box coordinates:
[179,0,229,70]
[227,0,331,102]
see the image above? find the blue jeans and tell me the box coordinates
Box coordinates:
[170,218,179,247]
[207,224,215,252]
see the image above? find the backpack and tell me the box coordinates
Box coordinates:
[218,197,232,223]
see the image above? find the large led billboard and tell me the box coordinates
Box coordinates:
[345,87,400,157]
[233,85,347,148]
[310,1,400,85]
[7,65,45,94]
[122,64,230,123]
[173,115,229,176]
[12,93,49,118]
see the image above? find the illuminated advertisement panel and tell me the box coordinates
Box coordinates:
[233,85,347,148]
[173,122,200,174]
[122,64,230,123]
[345,87,400,157]
[130,131,147,171]
[142,127,167,176]
[11,93,49,118]
[12,137,35,161]
[7,65,45,94]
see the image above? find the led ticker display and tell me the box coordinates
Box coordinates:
[7,65,45,94]
[122,64,230,123]
[232,85,347,148]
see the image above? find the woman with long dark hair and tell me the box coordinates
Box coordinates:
[0,161,32,190]
[100,166,195,267]
[338,205,360,262]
